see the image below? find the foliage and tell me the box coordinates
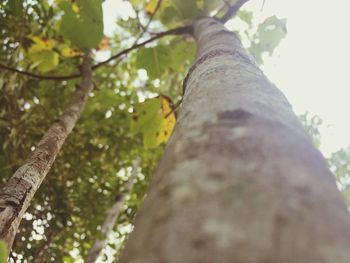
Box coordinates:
[59,0,104,49]
[0,0,326,262]
[329,148,350,205]
[299,112,323,148]
[0,241,7,263]
[300,113,350,206]
[248,16,287,64]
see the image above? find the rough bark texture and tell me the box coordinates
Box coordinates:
[119,18,350,263]
[0,52,94,250]
[84,158,140,263]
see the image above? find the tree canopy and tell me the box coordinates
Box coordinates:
[0,0,349,262]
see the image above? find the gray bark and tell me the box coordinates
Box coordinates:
[119,17,350,263]
[84,158,140,263]
[0,52,94,251]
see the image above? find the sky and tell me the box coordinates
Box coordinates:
[102,0,350,156]
[236,0,350,156]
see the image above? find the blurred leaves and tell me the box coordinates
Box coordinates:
[300,113,350,206]
[299,113,322,148]
[248,16,287,64]
[329,148,350,205]
[59,0,104,49]
[0,240,7,263]
[136,39,195,79]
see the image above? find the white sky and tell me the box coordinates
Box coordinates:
[102,0,350,156]
[241,0,350,156]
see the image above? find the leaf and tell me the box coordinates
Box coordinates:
[97,36,110,51]
[27,38,59,73]
[136,39,195,78]
[159,6,178,25]
[0,240,7,263]
[59,46,81,57]
[29,36,55,50]
[28,49,59,73]
[59,0,104,49]
[248,16,287,64]
[169,38,196,70]
[171,0,200,20]
[131,95,176,148]
[8,0,23,17]
[156,0,223,25]
[135,45,172,79]
[145,1,157,16]
[237,10,253,28]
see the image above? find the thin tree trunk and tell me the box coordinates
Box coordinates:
[119,18,350,263]
[84,158,140,263]
[0,52,94,251]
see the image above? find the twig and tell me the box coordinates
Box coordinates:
[165,98,183,119]
[0,63,81,80]
[134,0,163,44]
[135,9,147,32]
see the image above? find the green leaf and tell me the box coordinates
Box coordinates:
[249,16,287,64]
[0,240,8,263]
[8,0,23,17]
[237,10,253,28]
[155,0,223,26]
[135,40,194,79]
[159,6,178,25]
[169,38,196,70]
[59,0,104,49]
[131,95,176,148]
[172,0,200,20]
[135,45,172,79]
[28,50,59,73]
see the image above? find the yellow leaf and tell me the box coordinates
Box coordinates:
[60,46,81,57]
[145,1,157,16]
[26,36,59,72]
[197,0,204,9]
[157,95,176,145]
[131,95,176,148]
[97,36,110,51]
[71,2,80,13]
[29,36,54,50]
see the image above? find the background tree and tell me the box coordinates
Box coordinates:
[0,0,349,262]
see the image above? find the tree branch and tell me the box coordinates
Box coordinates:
[0,51,94,252]
[134,0,163,43]
[84,158,141,263]
[219,0,249,23]
[92,25,190,70]
[0,63,81,80]
[0,25,190,81]
[1,0,247,82]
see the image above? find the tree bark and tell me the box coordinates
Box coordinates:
[0,52,94,251]
[84,158,140,263]
[119,17,350,263]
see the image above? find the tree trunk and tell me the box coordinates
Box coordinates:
[119,17,350,263]
[84,158,140,263]
[0,52,93,251]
